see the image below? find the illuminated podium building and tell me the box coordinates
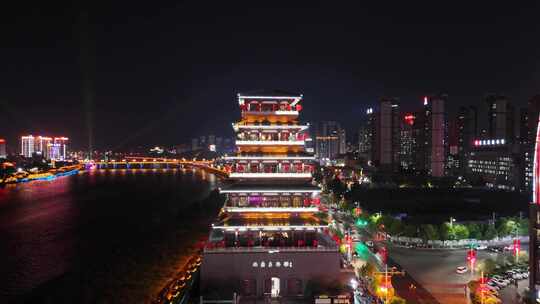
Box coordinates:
[201,91,340,300]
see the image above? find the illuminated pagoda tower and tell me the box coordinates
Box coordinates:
[201,90,340,300]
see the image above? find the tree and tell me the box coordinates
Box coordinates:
[403,224,418,238]
[439,223,450,241]
[420,224,439,241]
[453,224,470,240]
[328,177,346,197]
[467,223,482,240]
[483,224,498,240]
[388,220,404,236]
[479,258,497,274]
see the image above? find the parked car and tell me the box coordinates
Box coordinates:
[486,281,500,290]
[456,266,468,274]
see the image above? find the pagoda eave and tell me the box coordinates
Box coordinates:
[224,207,319,213]
[212,225,328,232]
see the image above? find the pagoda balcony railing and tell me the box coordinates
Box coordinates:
[236,140,305,146]
[204,245,338,253]
[229,172,312,178]
[233,123,309,131]
[243,110,299,116]
[224,206,319,213]
[229,167,313,174]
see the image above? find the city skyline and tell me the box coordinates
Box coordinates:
[1,2,539,149]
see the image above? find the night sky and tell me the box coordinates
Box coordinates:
[1,2,539,150]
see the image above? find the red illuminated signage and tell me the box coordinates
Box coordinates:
[404,114,415,125]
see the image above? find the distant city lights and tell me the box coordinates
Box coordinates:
[473,138,506,146]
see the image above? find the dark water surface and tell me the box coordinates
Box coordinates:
[0,169,220,303]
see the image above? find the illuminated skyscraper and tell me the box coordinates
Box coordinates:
[47,137,69,160]
[366,98,401,172]
[400,113,415,170]
[0,138,6,158]
[315,121,344,162]
[21,135,67,160]
[485,94,514,142]
[413,95,447,177]
[21,135,33,157]
[201,90,339,299]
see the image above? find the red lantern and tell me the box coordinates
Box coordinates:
[296,104,302,111]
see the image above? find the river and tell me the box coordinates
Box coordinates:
[0,168,222,303]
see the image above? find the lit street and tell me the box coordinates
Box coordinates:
[389,245,527,304]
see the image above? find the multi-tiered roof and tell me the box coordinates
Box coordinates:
[207,91,334,250]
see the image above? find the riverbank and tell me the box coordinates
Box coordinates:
[0,164,83,185]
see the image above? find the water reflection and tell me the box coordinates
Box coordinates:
[0,169,219,301]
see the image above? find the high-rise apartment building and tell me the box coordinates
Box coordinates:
[47,137,69,160]
[314,121,344,161]
[0,138,6,158]
[485,94,515,142]
[456,106,478,176]
[20,135,68,160]
[366,98,401,172]
[21,135,52,158]
[400,113,415,170]
[412,95,447,177]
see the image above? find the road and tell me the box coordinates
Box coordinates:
[389,245,520,304]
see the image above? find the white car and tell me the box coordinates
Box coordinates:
[476,245,487,250]
[456,266,468,274]
[491,278,508,287]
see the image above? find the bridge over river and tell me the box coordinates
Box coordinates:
[90,157,229,177]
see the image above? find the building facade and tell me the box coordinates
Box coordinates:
[20,135,68,160]
[201,91,340,299]
[314,121,345,162]
[485,94,515,142]
[400,113,415,170]
[456,106,478,176]
[365,98,401,172]
[411,95,447,177]
[0,138,6,159]
[467,138,518,190]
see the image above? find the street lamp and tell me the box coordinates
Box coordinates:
[449,217,456,228]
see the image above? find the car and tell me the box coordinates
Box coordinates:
[488,246,502,253]
[486,282,500,290]
[491,278,509,287]
[476,245,487,250]
[456,266,468,274]
[366,241,374,247]
[491,279,507,287]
